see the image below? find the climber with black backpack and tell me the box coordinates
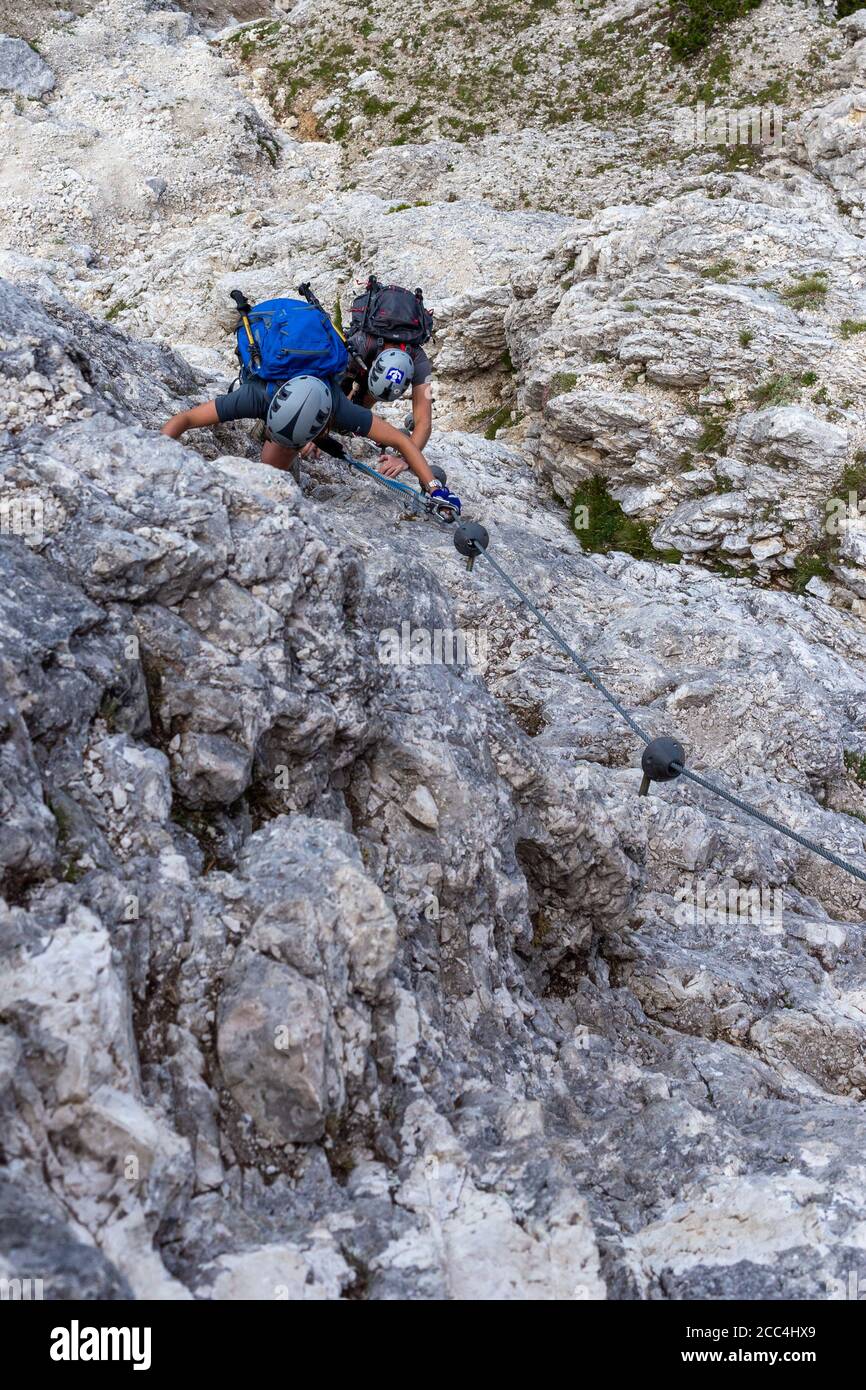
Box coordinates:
[341,276,435,480]
[160,286,461,515]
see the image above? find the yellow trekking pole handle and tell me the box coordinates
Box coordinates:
[230,290,262,370]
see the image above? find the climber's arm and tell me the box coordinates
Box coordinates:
[161,402,220,439]
[410,382,433,451]
[368,416,435,490]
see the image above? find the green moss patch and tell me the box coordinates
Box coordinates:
[696,415,727,453]
[666,0,762,61]
[845,750,866,785]
[548,371,578,398]
[792,539,835,593]
[791,459,866,593]
[571,476,682,564]
[484,404,516,439]
[701,258,736,281]
[840,460,866,498]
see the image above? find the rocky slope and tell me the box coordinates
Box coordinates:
[2,0,866,1300]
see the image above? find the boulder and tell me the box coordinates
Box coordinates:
[0,37,55,99]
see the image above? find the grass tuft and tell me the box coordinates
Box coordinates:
[781,272,829,311]
[845,751,866,785]
[751,372,801,408]
[571,476,682,564]
[697,415,727,454]
[666,0,762,61]
[548,371,578,398]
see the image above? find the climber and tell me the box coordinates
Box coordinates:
[160,375,460,512]
[161,287,461,514]
[342,276,435,480]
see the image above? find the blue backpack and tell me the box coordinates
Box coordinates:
[235,297,348,392]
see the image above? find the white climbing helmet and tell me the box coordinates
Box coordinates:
[266,375,333,448]
[368,347,415,401]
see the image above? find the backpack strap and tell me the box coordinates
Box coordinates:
[361,274,384,342]
[416,287,433,342]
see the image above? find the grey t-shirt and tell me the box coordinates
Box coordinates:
[215,377,373,437]
[411,347,433,386]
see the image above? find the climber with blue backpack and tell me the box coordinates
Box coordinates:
[160,286,461,517]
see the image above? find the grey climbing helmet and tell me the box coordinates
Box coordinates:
[266,375,333,448]
[368,347,415,401]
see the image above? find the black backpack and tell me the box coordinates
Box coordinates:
[348,277,433,353]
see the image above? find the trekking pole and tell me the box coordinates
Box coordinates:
[297,281,348,344]
[230,290,261,372]
[297,278,373,385]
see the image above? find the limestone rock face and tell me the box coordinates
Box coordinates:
[791,88,866,213]
[2,0,866,1303]
[217,948,337,1144]
[0,36,55,98]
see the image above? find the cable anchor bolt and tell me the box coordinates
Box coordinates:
[453,520,490,572]
[638,736,686,797]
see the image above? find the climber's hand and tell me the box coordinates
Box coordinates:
[378,452,406,479]
[300,441,320,459]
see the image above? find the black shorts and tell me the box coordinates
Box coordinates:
[215,376,374,437]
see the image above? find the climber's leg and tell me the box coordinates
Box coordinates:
[261,439,299,475]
